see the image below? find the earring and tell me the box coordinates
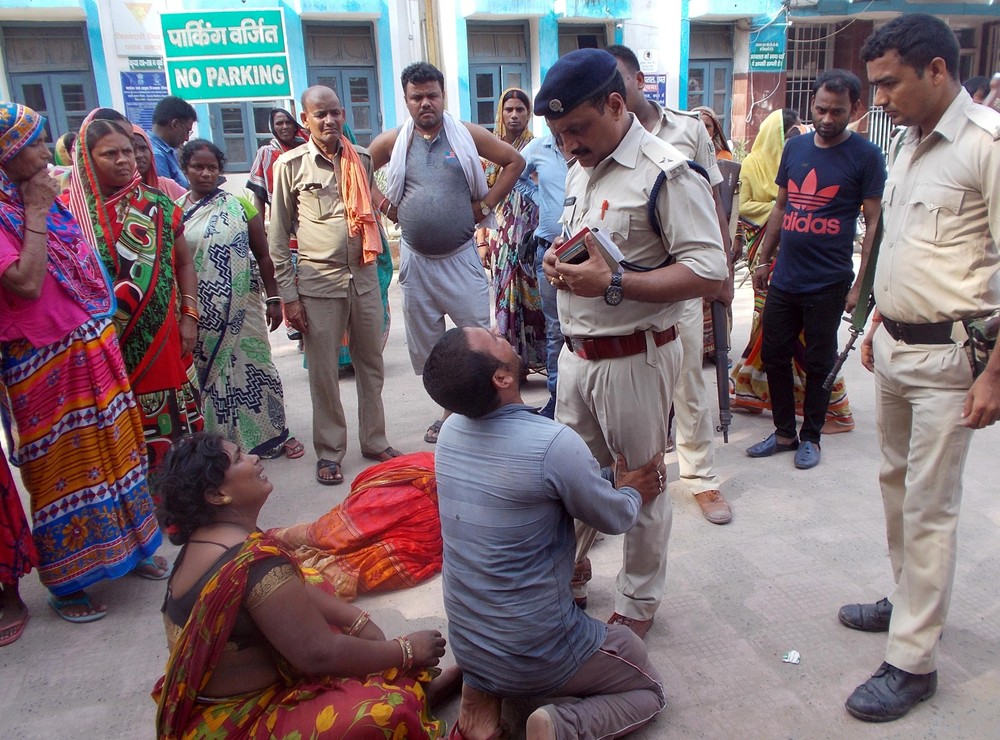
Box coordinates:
[221,495,232,505]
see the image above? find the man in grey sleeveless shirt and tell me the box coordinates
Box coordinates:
[369,62,524,444]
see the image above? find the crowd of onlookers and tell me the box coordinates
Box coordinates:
[1,10,999,737]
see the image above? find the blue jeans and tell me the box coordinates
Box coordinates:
[535,241,563,395]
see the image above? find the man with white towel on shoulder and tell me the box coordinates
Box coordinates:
[369,62,525,444]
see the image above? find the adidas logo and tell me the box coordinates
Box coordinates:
[784,169,842,235]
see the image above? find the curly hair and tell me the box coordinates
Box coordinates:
[158,432,232,545]
[179,138,226,173]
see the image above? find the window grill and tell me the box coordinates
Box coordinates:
[784,24,834,125]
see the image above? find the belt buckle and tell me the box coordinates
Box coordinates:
[578,338,597,358]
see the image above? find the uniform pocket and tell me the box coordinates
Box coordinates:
[908,185,963,243]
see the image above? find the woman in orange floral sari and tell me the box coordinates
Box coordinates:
[153,433,457,739]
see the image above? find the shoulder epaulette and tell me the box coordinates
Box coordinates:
[966,103,1000,141]
[639,138,689,179]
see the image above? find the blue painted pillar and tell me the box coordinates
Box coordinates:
[539,13,559,84]
[679,0,690,109]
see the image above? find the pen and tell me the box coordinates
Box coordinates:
[600,199,609,220]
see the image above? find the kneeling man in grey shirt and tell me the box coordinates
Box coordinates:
[424,327,667,740]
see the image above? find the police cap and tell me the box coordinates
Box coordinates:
[533,49,620,119]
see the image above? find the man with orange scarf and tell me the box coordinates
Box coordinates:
[268,85,400,487]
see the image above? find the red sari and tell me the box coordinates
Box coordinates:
[0,454,36,586]
[271,452,442,601]
[153,531,444,740]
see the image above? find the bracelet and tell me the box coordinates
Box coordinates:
[754,262,771,271]
[378,197,390,214]
[395,635,414,671]
[476,242,488,249]
[180,305,199,321]
[180,293,198,305]
[265,296,282,305]
[25,226,47,236]
[347,610,370,637]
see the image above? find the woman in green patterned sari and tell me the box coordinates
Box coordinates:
[179,139,305,460]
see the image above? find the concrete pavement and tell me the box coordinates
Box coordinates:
[2,272,999,739]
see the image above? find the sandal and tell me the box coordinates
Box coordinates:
[0,610,29,647]
[316,459,344,486]
[48,592,107,623]
[361,446,403,462]
[424,419,443,444]
[282,437,306,459]
[132,554,172,581]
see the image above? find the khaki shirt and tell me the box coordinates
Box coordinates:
[558,115,727,338]
[876,89,1000,323]
[649,101,722,188]
[268,138,378,301]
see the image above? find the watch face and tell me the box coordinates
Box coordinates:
[604,285,624,306]
[480,202,490,215]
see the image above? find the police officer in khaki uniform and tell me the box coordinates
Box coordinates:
[609,43,734,525]
[539,49,728,638]
[838,14,1000,722]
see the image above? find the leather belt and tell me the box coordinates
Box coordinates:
[565,326,677,360]
[535,236,552,250]
[881,317,954,345]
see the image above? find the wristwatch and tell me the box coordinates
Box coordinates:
[604,271,624,306]
[479,200,491,216]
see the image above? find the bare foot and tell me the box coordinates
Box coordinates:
[425,664,463,708]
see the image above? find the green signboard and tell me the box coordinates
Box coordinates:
[160,9,291,103]
[749,40,785,72]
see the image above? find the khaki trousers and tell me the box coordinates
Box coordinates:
[300,287,388,462]
[873,328,974,674]
[673,298,722,493]
[557,338,679,620]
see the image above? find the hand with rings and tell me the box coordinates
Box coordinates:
[614,452,668,506]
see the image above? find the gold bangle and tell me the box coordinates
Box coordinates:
[347,610,370,637]
[180,305,199,321]
[395,635,414,671]
[180,293,198,305]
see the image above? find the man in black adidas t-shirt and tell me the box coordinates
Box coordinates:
[746,69,886,469]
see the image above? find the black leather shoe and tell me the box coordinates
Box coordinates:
[846,662,937,722]
[839,597,892,632]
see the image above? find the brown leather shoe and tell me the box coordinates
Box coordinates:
[607,612,654,639]
[693,489,732,524]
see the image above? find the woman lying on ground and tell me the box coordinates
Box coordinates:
[153,432,458,739]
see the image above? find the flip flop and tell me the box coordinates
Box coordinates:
[424,419,443,444]
[316,459,344,486]
[0,611,29,647]
[283,437,306,459]
[48,593,107,624]
[132,554,172,581]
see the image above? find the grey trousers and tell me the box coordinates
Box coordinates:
[455,624,665,740]
[397,239,490,374]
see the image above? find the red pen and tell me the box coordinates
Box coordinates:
[600,199,609,220]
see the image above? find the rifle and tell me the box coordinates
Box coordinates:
[710,300,732,442]
[823,215,883,390]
